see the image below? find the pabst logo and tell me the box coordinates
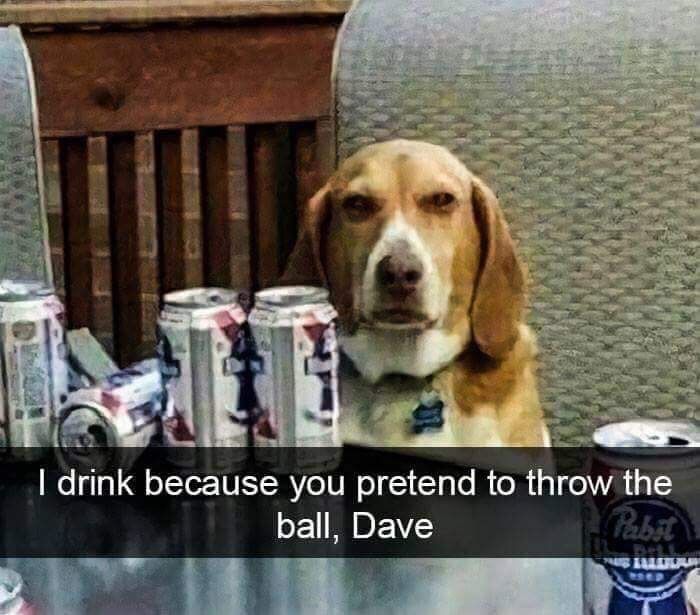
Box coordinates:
[592,497,700,613]
[611,503,678,544]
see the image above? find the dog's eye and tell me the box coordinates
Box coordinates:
[341,195,378,218]
[420,192,456,211]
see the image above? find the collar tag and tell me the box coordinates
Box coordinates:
[411,389,445,434]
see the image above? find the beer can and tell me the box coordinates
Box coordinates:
[0,281,68,462]
[249,286,341,473]
[157,288,249,474]
[584,420,700,614]
[0,567,35,615]
[54,359,162,474]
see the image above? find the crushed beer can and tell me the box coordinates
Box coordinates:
[584,420,700,614]
[249,286,341,473]
[0,280,68,462]
[54,358,162,474]
[66,327,119,388]
[0,567,35,615]
[157,288,250,474]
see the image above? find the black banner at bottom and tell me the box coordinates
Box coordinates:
[0,446,698,558]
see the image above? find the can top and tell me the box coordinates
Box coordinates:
[164,287,239,311]
[55,403,118,474]
[594,420,700,453]
[0,567,23,608]
[0,279,53,301]
[254,285,329,308]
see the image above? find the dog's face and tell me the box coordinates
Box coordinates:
[293,140,525,382]
[328,142,475,331]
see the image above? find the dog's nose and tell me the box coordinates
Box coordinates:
[376,247,424,294]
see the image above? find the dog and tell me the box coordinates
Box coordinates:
[284,140,549,447]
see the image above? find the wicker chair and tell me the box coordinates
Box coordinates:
[333,0,698,444]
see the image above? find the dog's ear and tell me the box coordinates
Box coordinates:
[281,183,332,285]
[470,176,526,359]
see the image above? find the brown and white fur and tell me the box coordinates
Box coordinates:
[284,139,549,447]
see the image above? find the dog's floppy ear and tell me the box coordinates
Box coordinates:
[470,176,525,359]
[281,183,332,285]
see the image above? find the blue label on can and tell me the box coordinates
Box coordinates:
[592,497,700,613]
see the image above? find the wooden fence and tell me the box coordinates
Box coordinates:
[8,11,345,365]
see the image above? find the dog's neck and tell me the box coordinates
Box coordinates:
[339,326,468,384]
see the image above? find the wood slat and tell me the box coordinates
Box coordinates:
[181,129,204,289]
[249,126,278,289]
[156,130,203,295]
[0,1,351,26]
[200,125,253,291]
[249,124,296,289]
[108,134,140,366]
[42,139,65,300]
[201,127,230,288]
[87,136,115,354]
[156,131,183,294]
[227,125,252,291]
[274,126,297,272]
[59,138,91,329]
[25,23,338,137]
[293,122,320,215]
[315,115,335,183]
[134,132,160,358]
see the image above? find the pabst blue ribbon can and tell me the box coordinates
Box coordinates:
[0,281,68,462]
[584,420,700,615]
[54,358,162,474]
[249,286,341,473]
[0,567,35,615]
[157,288,249,473]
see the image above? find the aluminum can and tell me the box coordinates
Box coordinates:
[249,286,341,473]
[53,358,162,474]
[157,288,249,474]
[0,281,68,462]
[0,567,35,615]
[584,420,700,614]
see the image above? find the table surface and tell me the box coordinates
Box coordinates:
[6,557,582,614]
[2,447,584,614]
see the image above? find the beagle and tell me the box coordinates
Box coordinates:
[284,140,549,447]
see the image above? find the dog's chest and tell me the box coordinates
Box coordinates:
[339,359,456,446]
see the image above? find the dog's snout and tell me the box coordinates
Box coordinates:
[376,242,424,294]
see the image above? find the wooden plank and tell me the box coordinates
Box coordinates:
[249,124,295,289]
[201,125,252,291]
[201,127,231,288]
[156,130,203,294]
[108,134,140,366]
[227,125,252,291]
[293,122,319,215]
[59,138,92,329]
[42,139,65,300]
[134,132,160,357]
[315,115,335,183]
[181,128,204,289]
[87,136,114,354]
[156,131,184,294]
[250,126,279,289]
[25,23,338,136]
[274,125,297,270]
[0,1,351,26]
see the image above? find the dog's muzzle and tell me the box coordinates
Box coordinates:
[375,239,424,298]
[365,239,434,328]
